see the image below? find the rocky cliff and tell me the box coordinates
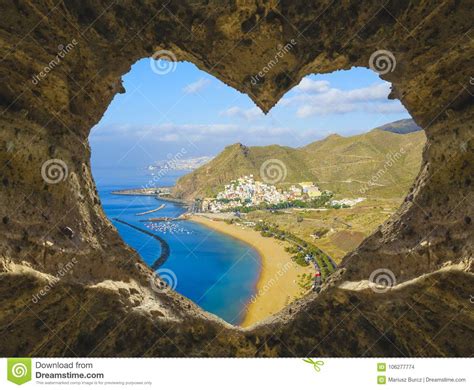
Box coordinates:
[0,0,472,356]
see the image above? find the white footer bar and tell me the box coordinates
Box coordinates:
[1,358,471,389]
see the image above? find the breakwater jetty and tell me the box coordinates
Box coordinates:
[113,218,170,270]
[135,204,166,216]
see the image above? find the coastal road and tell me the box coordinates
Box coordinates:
[283,236,336,290]
[285,237,337,270]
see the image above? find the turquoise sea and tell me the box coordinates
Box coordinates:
[92,166,260,325]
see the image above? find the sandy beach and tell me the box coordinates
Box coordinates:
[188,215,307,327]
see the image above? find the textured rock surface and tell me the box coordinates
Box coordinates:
[0,0,473,356]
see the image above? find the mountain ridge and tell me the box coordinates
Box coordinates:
[173,120,426,200]
[376,118,422,134]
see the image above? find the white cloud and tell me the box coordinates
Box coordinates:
[90,122,304,146]
[183,78,211,94]
[90,76,407,149]
[156,133,180,142]
[91,123,239,143]
[296,101,404,117]
[294,78,330,93]
[282,77,405,118]
[219,106,264,121]
[90,120,384,153]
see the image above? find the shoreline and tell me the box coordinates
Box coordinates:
[188,215,307,327]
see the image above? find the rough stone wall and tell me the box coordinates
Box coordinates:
[0,0,472,356]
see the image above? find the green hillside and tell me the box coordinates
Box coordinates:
[173,125,426,200]
[173,143,313,199]
[377,118,421,134]
[300,129,426,198]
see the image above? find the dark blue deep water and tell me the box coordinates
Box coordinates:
[92,167,260,325]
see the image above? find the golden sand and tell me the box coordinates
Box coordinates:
[188,215,307,327]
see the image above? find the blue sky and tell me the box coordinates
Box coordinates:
[90,59,410,168]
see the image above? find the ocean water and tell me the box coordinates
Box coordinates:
[92,166,260,325]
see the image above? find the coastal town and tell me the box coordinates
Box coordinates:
[200,174,364,213]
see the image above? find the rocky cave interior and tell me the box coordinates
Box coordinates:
[0,1,473,357]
